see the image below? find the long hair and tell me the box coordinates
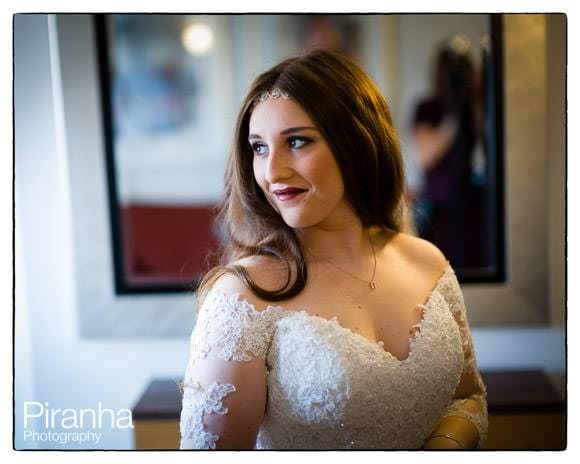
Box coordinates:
[194,48,407,311]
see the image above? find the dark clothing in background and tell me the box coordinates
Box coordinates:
[412,96,487,270]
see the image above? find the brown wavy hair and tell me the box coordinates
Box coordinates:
[194,48,407,311]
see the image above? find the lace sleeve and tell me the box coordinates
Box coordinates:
[438,266,488,449]
[179,288,282,449]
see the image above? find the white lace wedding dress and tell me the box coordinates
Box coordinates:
[179,263,488,449]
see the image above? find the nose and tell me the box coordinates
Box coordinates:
[264,147,292,184]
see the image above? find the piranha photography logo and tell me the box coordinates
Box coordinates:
[23,401,134,446]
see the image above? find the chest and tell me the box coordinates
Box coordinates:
[262,292,464,448]
[277,265,438,362]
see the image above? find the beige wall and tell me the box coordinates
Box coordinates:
[456,14,565,328]
[384,14,566,328]
[546,14,566,326]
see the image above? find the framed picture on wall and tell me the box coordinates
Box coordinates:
[95,13,505,294]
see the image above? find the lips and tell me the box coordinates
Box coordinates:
[273,188,307,201]
[273,188,307,195]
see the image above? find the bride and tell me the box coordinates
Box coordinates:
[179,48,488,450]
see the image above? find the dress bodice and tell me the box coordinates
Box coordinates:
[179,263,488,450]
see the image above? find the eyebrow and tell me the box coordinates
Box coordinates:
[248,126,319,140]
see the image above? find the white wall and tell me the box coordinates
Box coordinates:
[14,14,565,450]
[15,14,190,450]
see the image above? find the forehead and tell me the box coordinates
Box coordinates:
[249,98,314,134]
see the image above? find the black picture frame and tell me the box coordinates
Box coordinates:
[95,13,506,295]
[96,14,199,294]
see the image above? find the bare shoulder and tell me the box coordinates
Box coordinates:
[389,232,449,276]
[209,255,289,312]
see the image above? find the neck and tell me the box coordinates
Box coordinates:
[296,222,375,265]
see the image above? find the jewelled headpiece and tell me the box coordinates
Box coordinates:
[251,87,291,108]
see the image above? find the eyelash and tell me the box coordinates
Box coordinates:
[250,136,312,156]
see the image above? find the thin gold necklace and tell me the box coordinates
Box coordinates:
[305,232,377,290]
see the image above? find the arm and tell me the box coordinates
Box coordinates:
[424,268,488,450]
[179,274,280,449]
[413,116,458,171]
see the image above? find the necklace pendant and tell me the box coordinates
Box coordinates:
[369,280,376,290]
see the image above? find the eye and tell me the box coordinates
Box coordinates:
[250,136,311,156]
[250,141,268,156]
[288,136,312,149]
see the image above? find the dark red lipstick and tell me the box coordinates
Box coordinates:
[273,187,307,201]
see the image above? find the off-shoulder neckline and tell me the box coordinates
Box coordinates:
[205,262,453,364]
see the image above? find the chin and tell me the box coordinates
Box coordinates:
[281,218,305,229]
[280,213,319,230]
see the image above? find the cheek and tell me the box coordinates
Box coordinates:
[252,160,265,190]
[308,157,344,197]
[253,160,279,211]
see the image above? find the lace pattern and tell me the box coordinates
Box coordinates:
[437,266,477,374]
[179,380,236,449]
[179,263,488,449]
[437,265,488,448]
[442,399,488,448]
[255,284,465,449]
[190,290,283,362]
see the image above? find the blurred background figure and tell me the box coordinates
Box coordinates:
[409,34,488,269]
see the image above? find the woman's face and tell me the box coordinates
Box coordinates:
[249,97,349,229]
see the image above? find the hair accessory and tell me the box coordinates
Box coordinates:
[252,87,291,108]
